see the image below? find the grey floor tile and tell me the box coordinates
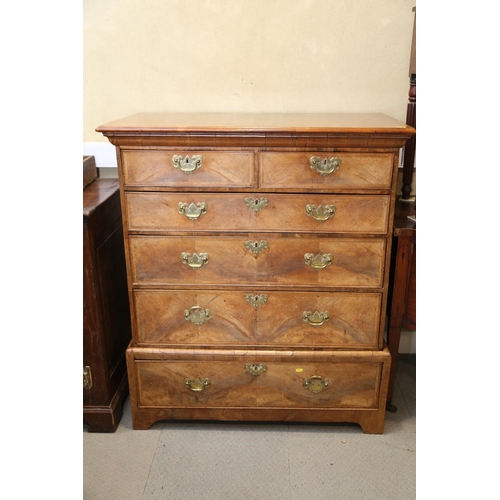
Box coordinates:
[83,398,162,500]
[287,428,416,500]
[142,423,291,500]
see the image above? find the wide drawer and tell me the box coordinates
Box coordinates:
[125,192,390,234]
[121,150,255,188]
[133,290,382,348]
[128,235,386,287]
[260,152,394,191]
[130,348,388,410]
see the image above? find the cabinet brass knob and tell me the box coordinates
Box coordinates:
[185,377,211,392]
[184,306,211,325]
[302,310,330,326]
[178,202,207,220]
[310,156,341,176]
[181,252,209,268]
[172,154,203,174]
[306,204,336,222]
[303,375,331,394]
[304,253,333,270]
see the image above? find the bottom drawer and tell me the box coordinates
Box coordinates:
[127,346,391,434]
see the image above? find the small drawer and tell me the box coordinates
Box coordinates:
[260,152,394,191]
[121,150,255,188]
[125,192,390,234]
[133,290,382,348]
[131,348,387,410]
[128,235,386,288]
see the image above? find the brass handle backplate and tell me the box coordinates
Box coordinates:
[310,156,341,176]
[303,375,331,394]
[173,155,203,174]
[306,204,336,222]
[245,364,267,376]
[185,377,211,392]
[245,240,268,255]
[245,197,269,212]
[185,306,211,325]
[303,310,330,326]
[178,202,207,220]
[181,252,209,268]
[304,253,333,270]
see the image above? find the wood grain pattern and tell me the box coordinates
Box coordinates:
[126,192,390,234]
[128,236,386,287]
[260,152,394,190]
[133,290,382,348]
[126,345,392,433]
[121,150,254,188]
[96,112,414,433]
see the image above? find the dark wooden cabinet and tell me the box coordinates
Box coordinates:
[83,176,131,432]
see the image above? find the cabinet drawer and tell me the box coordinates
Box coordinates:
[260,152,394,191]
[121,150,255,188]
[129,236,385,288]
[131,349,387,410]
[133,290,382,348]
[126,192,390,234]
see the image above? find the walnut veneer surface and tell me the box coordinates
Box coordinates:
[97,113,415,434]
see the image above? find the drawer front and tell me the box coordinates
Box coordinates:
[129,236,385,287]
[134,357,382,409]
[260,152,394,190]
[121,150,255,188]
[126,192,390,234]
[133,290,382,347]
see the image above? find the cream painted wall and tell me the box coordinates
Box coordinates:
[84,0,415,142]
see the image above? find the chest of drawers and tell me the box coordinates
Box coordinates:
[97,113,414,434]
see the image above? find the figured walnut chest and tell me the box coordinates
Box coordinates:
[97,112,415,434]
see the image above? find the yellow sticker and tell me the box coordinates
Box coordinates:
[295,368,303,373]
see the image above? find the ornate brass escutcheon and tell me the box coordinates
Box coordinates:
[304,253,333,270]
[306,204,337,222]
[310,156,341,176]
[185,377,211,392]
[303,310,330,326]
[245,364,267,376]
[245,197,269,212]
[245,294,268,307]
[178,202,207,220]
[245,240,268,255]
[303,375,331,394]
[172,154,203,174]
[184,306,211,325]
[181,252,209,268]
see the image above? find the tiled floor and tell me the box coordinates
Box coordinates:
[84,355,415,500]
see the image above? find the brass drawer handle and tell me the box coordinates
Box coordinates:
[178,202,207,220]
[181,252,209,268]
[245,364,267,376]
[303,310,330,326]
[245,294,268,307]
[310,156,341,176]
[303,375,331,394]
[185,306,211,325]
[304,253,333,270]
[185,377,211,392]
[245,240,268,255]
[172,154,203,174]
[245,197,268,212]
[306,204,336,222]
